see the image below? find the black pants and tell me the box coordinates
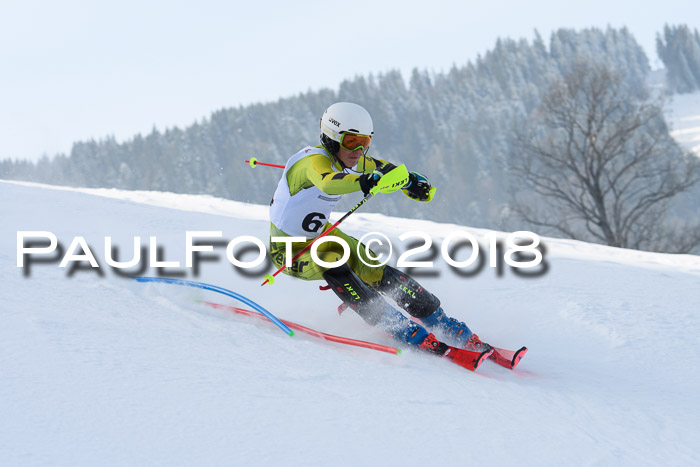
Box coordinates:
[322,263,441,325]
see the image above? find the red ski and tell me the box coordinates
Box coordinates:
[443,345,493,371]
[487,345,528,370]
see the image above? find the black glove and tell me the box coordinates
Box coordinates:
[359,162,398,196]
[376,162,397,175]
[403,172,433,202]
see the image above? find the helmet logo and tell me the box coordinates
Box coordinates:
[328,117,341,127]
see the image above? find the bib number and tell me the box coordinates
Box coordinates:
[302,212,326,233]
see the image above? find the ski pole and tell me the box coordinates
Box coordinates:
[245,157,285,169]
[261,164,410,286]
[262,193,373,286]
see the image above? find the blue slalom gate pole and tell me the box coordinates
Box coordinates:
[134,277,294,337]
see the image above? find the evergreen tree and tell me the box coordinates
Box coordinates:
[657,24,700,93]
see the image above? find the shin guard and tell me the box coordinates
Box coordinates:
[322,263,385,325]
[376,265,440,318]
[323,264,432,347]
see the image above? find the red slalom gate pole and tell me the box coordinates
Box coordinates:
[201,301,401,355]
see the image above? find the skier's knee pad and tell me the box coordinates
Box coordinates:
[322,263,385,325]
[376,265,440,318]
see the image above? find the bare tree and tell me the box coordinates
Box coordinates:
[511,61,700,253]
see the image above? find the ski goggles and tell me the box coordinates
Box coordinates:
[340,132,372,152]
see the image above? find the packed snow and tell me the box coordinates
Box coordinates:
[2,180,699,466]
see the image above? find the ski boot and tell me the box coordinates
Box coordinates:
[383,310,491,371]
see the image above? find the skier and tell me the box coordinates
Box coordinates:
[268,102,490,361]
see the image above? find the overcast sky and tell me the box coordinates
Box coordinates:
[1,0,696,161]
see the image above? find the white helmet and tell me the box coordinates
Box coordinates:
[320,102,373,155]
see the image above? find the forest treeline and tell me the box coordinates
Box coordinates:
[3,25,699,252]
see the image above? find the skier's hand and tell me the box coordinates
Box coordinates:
[359,163,398,195]
[403,172,435,202]
[375,162,397,176]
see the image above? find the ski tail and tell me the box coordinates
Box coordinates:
[488,346,528,369]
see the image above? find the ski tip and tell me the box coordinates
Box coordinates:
[474,349,494,371]
[288,330,295,337]
[396,348,402,355]
[509,346,528,369]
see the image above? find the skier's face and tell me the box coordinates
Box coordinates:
[336,146,364,168]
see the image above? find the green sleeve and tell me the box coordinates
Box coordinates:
[286,153,387,196]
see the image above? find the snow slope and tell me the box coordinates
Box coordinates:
[2,180,699,466]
